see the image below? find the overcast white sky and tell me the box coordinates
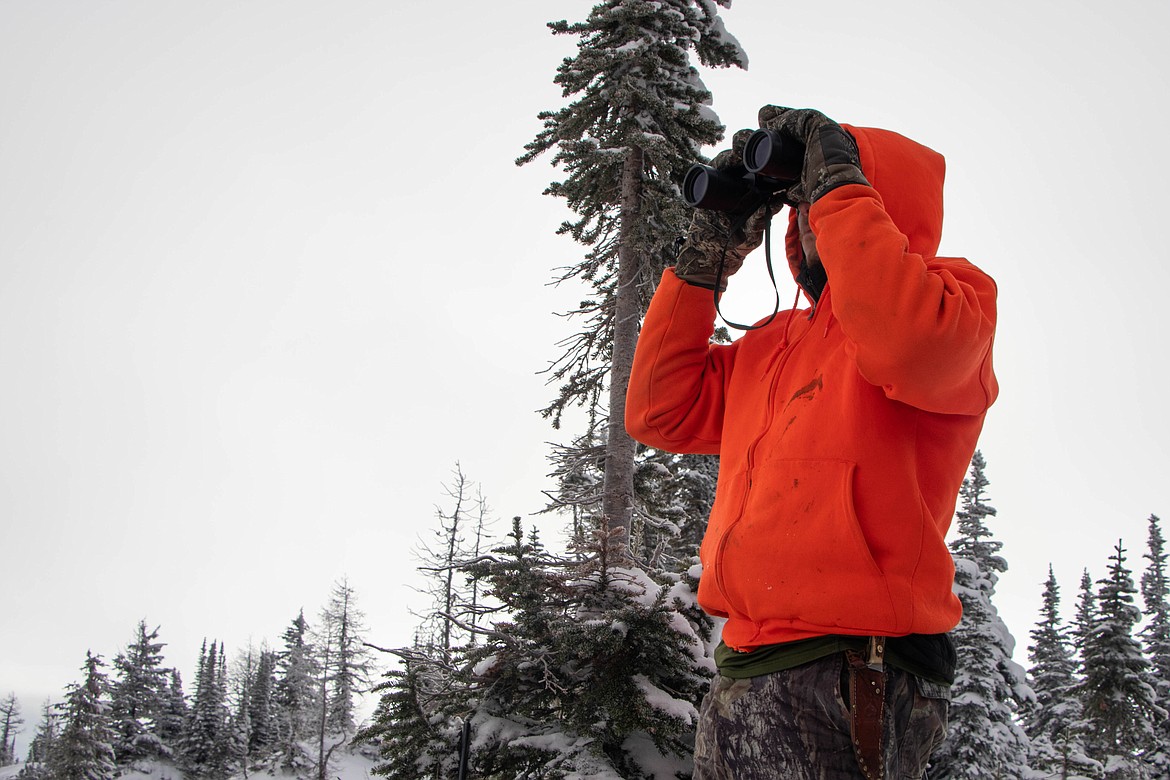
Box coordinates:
[3,0,1169,744]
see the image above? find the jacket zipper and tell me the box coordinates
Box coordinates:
[712,289,829,610]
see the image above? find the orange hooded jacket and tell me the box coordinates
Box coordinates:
[625,124,998,651]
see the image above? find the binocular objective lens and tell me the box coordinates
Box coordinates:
[745,133,772,173]
[683,167,709,206]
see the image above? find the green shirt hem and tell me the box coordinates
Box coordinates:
[713,635,954,686]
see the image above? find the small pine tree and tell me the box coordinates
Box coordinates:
[356,647,466,780]
[460,517,709,777]
[1024,566,1101,778]
[49,652,118,780]
[1079,541,1162,778]
[1140,514,1170,775]
[932,451,1033,779]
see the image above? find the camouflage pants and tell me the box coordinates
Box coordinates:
[693,653,949,779]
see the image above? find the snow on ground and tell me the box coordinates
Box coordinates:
[0,750,381,780]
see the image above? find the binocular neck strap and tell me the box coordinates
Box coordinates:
[714,208,783,332]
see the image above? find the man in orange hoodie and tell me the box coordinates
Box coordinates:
[625,106,998,779]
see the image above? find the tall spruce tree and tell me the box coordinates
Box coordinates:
[495,5,747,772]
[1140,514,1170,774]
[109,620,171,765]
[365,9,747,772]
[50,652,118,780]
[1024,566,1101,779]
[932,451,1033,779]
[1079,541,1161,778]
[517,0,745,545]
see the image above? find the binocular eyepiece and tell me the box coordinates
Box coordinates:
[682,128,806,212]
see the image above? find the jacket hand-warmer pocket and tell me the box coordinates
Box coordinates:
[712,458,899,635]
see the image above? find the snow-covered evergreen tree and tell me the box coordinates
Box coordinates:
[246,649,279,759]
[49,651,118,780]
[459,517,711,777]
[0,692,22,766]
[226,668,252,777]
[518,0,745,543]
[1139,514,1170,775]
[181,639,233,779]
[225,646,262,775]
[932,451,1033,779]
[155,668,188,751]
[633,450,719,571]
[500,4,748,772]
[1024,566,1101,779]
[17,699,58,780]
[318,577,372,737]
[1079,541,1161,778]
[274,609,319,771]
[1074,568,1098,663]
[460,518,589,776]
[632,449,720,664]
[357,645,467,780]
[109,620,171,765]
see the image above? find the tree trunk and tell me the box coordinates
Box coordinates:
[442,475,464,656]
[601,144,644,553]
[317,640,330,780]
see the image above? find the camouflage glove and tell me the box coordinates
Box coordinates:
[757,105,869,204]
[675,129,783,291]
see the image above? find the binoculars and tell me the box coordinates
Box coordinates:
[682,129,805,212]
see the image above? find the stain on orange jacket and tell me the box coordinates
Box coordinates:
[625,125,998,651]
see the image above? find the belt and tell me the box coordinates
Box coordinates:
[844,636,887,780]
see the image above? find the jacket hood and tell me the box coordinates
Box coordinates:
[785,124,946,283]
